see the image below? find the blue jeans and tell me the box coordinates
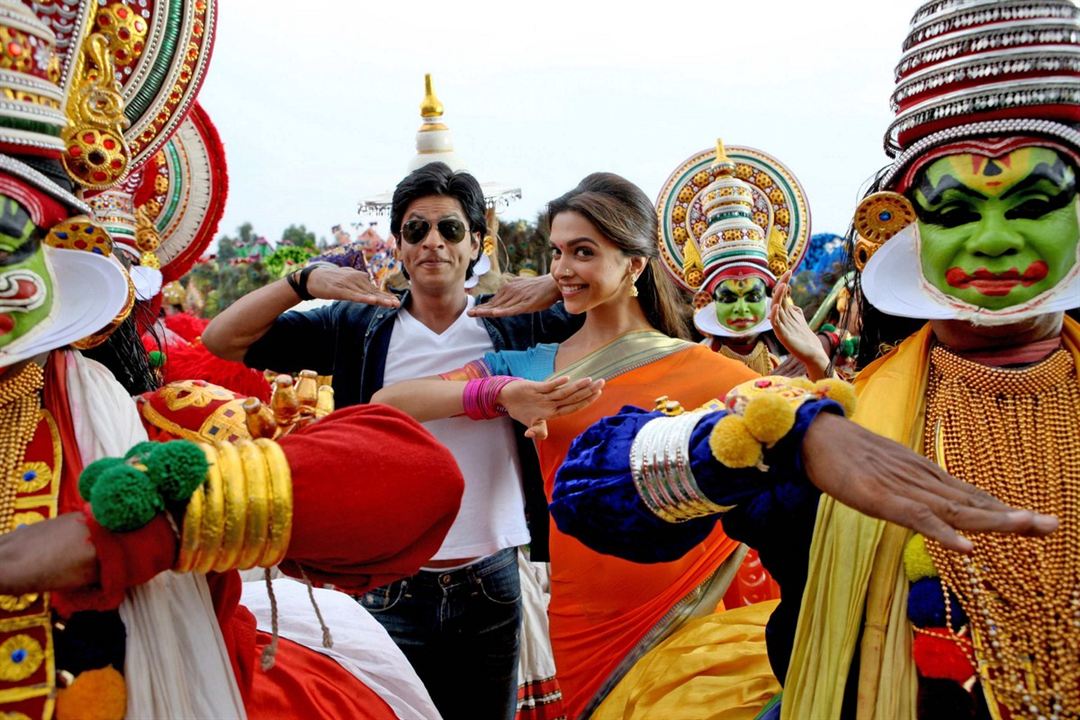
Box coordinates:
[358,547,522,720]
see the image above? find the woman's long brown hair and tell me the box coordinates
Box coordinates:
[546,173,691,340]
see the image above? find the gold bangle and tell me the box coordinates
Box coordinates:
[191,442,225,574]
[212,441,248,572]
[235,440,270,570]
[254,438,293,568]
[174,446,210,572]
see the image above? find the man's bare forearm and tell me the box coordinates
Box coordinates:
[202,279,300,361]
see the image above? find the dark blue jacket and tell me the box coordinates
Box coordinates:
[244,290,580,560]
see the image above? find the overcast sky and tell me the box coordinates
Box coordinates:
[198,0,917,247]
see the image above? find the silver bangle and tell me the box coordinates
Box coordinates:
[630,411,735,524]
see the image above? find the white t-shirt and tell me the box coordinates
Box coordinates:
[382,296,529,560]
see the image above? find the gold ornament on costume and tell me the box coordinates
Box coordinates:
[482,236,495,256]
[134,205,161,268]
[62,33,131,190]
[44,217,113,256]
[242,371,334,440]
[162,281,185,306]
[0,363,44,545]
[853,191,915,271]
[766,227,790,277]
[92,2,149,71]
[0,634,44,682]
[924,347,1080,719]
[683,238,704,289]
[718,341,777,376]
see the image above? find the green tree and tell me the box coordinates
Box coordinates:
[280,224,317,249]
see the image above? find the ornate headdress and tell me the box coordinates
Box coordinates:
[0,0,218,370]
[856,0,1080,322]
[656,139,811,337]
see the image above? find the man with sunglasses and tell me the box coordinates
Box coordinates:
[203,161,576,720]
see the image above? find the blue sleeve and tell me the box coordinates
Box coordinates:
[244,304,338,375]
[548,399,839,564]
[482,344,558,381]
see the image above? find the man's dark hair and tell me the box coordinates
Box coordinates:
[390,162,487,280]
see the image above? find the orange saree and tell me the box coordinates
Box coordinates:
[536,331,758,717]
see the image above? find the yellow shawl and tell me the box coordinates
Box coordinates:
[781,316,1080,720]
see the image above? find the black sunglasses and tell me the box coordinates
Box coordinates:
[400,218,468,245]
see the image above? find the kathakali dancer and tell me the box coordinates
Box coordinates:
[656,141,833,381]
[0,1,464,718]
[547,1,1079,718]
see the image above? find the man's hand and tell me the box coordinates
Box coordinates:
[801,413,1058,552]
[769,272,830,380]
[498,376,604,440]
[304,266,400,307]
[0,513,98,595]
[469,275,560,318]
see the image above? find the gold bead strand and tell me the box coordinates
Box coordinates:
[0,363,45,535]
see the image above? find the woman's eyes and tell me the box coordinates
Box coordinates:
[573,247,593,258]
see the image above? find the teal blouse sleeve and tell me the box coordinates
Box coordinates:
[482,343,558,381]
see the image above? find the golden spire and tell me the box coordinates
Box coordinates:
[420,74,444,119]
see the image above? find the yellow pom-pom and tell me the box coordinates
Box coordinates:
[902,534,937,583]
[814,377,857,417]
[709,415,763,468]
[56,667,126,720]
[742,392,796,445]
[788,377,815,391]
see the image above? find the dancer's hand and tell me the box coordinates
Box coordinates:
[769,272,830,380]
[498,376,604,440]
[305,266,400,307]
[0,513,98,594]
[469,275,560,317]
[801,413,1059,552]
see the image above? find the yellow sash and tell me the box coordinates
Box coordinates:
[782,316,1080,720]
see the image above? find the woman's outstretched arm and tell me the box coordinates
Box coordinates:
[373,374,604,439]
[372,377,468,422]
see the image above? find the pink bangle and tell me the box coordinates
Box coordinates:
[463,376,516,420]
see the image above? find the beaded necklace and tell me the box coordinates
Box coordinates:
[923,345,1080,719]
[0,363,44,534]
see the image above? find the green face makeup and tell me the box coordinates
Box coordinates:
[0,195,53,349]
[712,277,767,332]
[912,147,1079,310]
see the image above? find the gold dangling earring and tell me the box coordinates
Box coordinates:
[630,274,640,298]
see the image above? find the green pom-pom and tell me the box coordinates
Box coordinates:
[78,457,126,501]
[90,466,163,531]
[903,534,937,583]
[145,440,208,502]
[124,441,158,464]
[148,350,165,368]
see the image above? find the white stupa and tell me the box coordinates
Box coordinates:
[358,74,522,216]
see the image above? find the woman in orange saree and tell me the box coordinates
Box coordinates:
[374,172,762,717]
